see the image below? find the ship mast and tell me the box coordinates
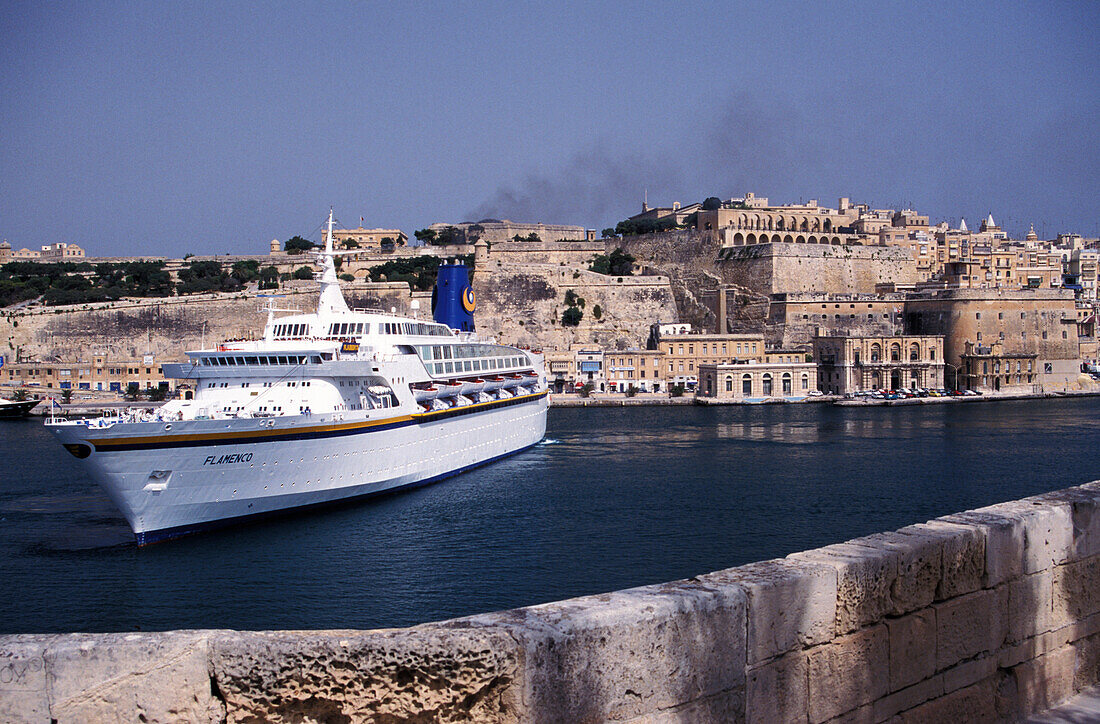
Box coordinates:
[316,207,350,316]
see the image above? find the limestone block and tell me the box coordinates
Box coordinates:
[934,589,1006,671]
[941,654,996,694]
[849,530,942,615]
[210,625,522,724]
[1029,486,1100,561]
[0,635,54,724]
[702,558,836,665]
[821,703,873,724]
[871,675,944,723]
[901,521,984,600]
[1011,644,1076,716]
[469,578,748,724]
[1053,557,1100,628]
[895,680,997,724]
[44,631,224,724]
[620,688,745,724]
[790,543,897,635]
[806,625,888,724]
[985,501,1073,574]
[940,510,1024,588]
[887,610,936,691]
[1008,570,1055,644]
[1072,630,1100,691]
[746,650,807,724]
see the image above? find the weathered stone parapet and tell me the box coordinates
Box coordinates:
[6,482,1100,722]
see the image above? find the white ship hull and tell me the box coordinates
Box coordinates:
[50,391,547,545]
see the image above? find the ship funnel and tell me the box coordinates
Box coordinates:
[432,262,475,332]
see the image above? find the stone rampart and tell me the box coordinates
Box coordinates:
[5,485,1100,722]
[721,242,918,297]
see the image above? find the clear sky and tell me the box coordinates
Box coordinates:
[2,1,1097,257]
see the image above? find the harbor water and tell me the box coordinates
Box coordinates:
[2,397,1098,634]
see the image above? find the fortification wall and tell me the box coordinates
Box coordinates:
[721,243,918,297]
[472,263,678,351]
[0,283,418,362]
[5,482,1100,722]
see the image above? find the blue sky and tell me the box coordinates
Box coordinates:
[1,1,1097,256]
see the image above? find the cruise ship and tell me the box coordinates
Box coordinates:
[47,211,548,544]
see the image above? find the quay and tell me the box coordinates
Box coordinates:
[6,481,1100,722]
[550,388,1100,408]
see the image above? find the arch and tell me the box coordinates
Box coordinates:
[823,219,832,232]
[762,373,773,396]
[784,234,794,244]
[808,235,817,244]
[890,370,901,390]
[742,374,752,396]
[753,215,761,230]
[872,372,881,388]
[774,216,783,231]
[870,343,881,362]
[832,236,841,245]
[909,343,920,361]
[772,234,782,243]
[800,217,809,232]
[747,233,757,244]
[782,372,792,395]
[796,235,806,243]
[734,232,744,245]
[738,214,748,228]
[890,343,901,362]
[789,216,797,231]
[725,375,733,392]
[801,373,809,391]
[812,218,821,232]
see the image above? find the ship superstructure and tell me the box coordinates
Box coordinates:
[47,211,548,544]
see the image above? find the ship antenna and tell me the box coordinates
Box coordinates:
[316,206,349,315]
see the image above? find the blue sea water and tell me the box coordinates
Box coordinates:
[1,398,1097,634]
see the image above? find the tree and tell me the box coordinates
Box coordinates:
[146,386,167,402]
[413,228,438,245]
[380,237,396,252]
[601,228,617,238]
[61,388,73,404]
[125,382,140,400]
[436,226,463,245]
[702,196,723,211]
[293,266,314,280]
[230,259,260,283]
[11,388,28,402]
[341,239,359,249]
[339,273,355,282]
[669,384,686,398]
[284,236,315,254]
[625,385,639,398]
[564,289,579,307]
[592,304,602,320]
[589,247,635,276]
[258,265,279,290]
[580,381,594,398]
[561,306,583,326]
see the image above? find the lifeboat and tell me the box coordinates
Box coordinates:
[482,376,507,392]
[412,383,443,401]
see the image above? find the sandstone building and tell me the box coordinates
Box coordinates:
[697,359,818,400]
[812,334,944,394]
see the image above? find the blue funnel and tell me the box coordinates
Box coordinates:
[432,262,476,332]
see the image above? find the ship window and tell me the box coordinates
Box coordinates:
[227,357,237,365]
[258,356,268,365]
[443,346,453,359]
[311,356,322,364]
[245,357,258,365]
[445,362,454,373]
[464,361,472,372]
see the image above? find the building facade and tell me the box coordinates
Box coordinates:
[605,349,666,392]
[655,332,766,388]
[1,354,180,393]
[812,334,945,394]
[697,360,819,400]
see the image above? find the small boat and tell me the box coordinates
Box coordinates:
[0,398,40,419]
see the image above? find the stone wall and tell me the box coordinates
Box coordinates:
[720,243,918,297]
[6,482,1100,722]
[0,282,419,362]
[472,264,679,351]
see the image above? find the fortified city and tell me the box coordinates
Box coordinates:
[3,3,1100,723]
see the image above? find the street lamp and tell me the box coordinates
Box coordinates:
[943,362,961,393]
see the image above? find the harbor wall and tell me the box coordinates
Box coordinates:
[6,482,1100,722]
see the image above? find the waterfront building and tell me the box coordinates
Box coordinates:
[812,334,945,394]
[605,349,666,392]
[572,347,606,391]
[696,359,819,400]
[958,341,1037,392]
[654,331,767,388]
[904,288,1080,391]
[1065,248,1098,301]
[1,353,181,393]
[766,293,907,350]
